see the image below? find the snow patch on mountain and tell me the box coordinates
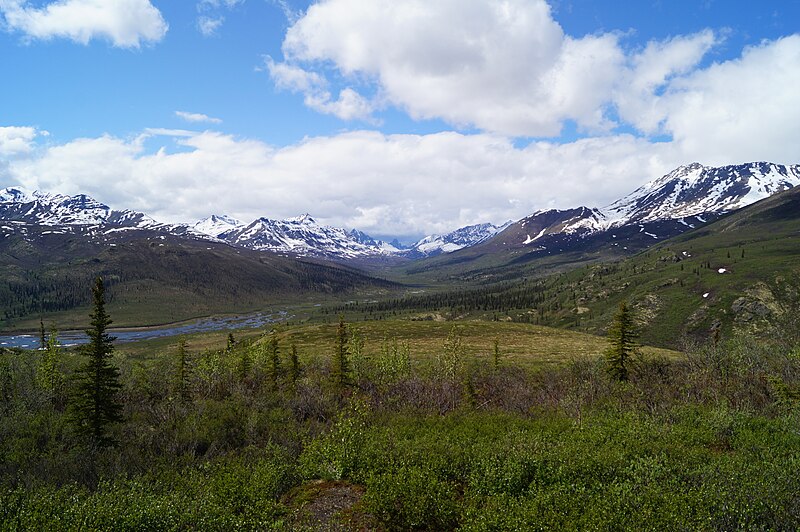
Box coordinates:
[193,214,244,238]
[219,215,401,258]
[411,221,512,256]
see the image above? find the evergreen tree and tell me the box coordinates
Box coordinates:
[289,342,301,384]
[37,325,64,403]
[39,317,46,350]
[266,331,281,389]
[176,337,191,402]
[70,277,123,447]
[605,301,638,382]
[332,316,352,388]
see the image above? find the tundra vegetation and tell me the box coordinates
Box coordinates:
[2,298,800,530]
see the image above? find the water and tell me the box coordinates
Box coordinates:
[0,311,290,349]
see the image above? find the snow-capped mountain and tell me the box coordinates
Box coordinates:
[211,214,401,259]
[4,161,798,265]
[503,162,800,249]
[0,187,163,229]
[192,214,244,238]
[603,162,800,226]
[408,221,512,257]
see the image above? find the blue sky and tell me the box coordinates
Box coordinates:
[1,0,799,241]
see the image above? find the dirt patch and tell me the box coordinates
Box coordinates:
[285,480,378,531]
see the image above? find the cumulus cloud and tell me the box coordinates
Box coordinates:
[0,0,168,48]
[266,57,376,121]
[5,127,683,238]
[0,126,41,155]
[272,0,800,149]
[196,0,242,36]
[651,35,800,165]
[274,0,630,135]
[175,111,223,124]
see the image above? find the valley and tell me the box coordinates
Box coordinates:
[3,161,800,530]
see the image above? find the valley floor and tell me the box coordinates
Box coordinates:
[1,319,799,530]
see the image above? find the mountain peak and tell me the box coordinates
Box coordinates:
[0,186,33,203]
[286,213,316,224]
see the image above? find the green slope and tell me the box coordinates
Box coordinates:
[340,186,800,348]
[0,227,399,329]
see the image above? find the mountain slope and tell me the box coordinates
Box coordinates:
[399,162,800,284]
[351,185,800,348]
[406,221,511,257]
[0,220,399,330]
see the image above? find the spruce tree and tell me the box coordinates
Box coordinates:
[176,337,191,402]
[605,301,638,382]
[289,342,301,384]
[39,317,46,350]
[37,325,65,407]
[70,277,123,447]
[332,316,352,388]
[266,331,281,389]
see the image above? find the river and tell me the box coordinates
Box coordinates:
[0,311,290,349]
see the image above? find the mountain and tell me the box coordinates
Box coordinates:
[1,186,510,263]
[192,213,512,261]
[192,214,244,238]
[400,162,800,283]
[201,214,402,259]
[406,221,511,257]
[361,184,800,349]
[0,189,399,328]
[509,162,800,247]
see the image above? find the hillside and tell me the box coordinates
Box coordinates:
[345,185,800,348]
[0,225,398,329]
[395,162,800,284]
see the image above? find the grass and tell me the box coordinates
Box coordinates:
[114,319,678,372]
[2,313,799,530]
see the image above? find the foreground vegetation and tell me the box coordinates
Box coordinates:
[2,312,800,530]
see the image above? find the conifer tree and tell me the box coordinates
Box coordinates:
[266,331,281,389]
[605,301,637,382]
[176,337,191,402]
[37,325,64,406]
[332,316,352,388]
[289,342,301,384]
[39,317,46,350]
[70,277,123,447]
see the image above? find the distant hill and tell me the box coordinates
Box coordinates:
[0,223,398,329]
[349,185,800,348]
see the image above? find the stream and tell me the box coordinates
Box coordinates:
[0,311,290,349]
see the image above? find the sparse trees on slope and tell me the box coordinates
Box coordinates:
[70,277,123,447]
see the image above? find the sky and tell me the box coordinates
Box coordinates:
[1,0,799,242]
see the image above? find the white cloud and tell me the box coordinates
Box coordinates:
[196,0,242,37]
[274,0,800,151]
[278,0,628,136]
[0,126,39,155]
[266,57,376,121]
[175,111,223,124]
[5,127,683,238]
[614,30,719,134]
[0,0,168,48]
[197,16,223,37]
[652,35,800,165]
